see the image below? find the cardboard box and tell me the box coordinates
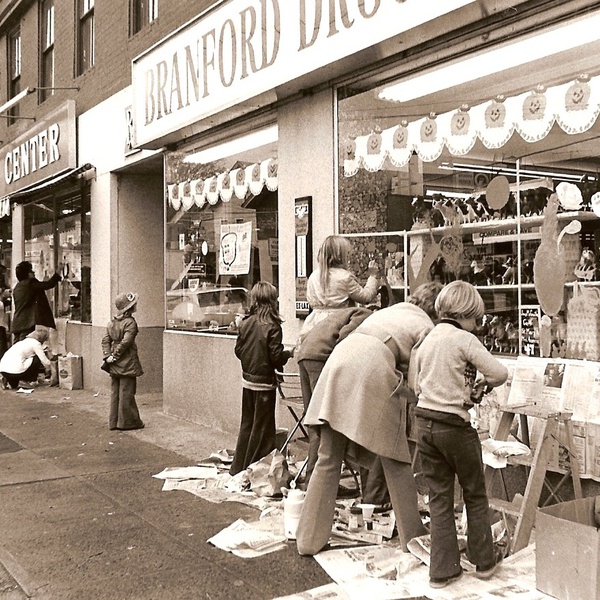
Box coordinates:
[536,497,600,600]
[58,355,83,390]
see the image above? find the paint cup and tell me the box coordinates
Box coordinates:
[283,488,305,540]
[358,503,376,520]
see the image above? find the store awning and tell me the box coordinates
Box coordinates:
[343,75,600,176]
[9,163,96,201]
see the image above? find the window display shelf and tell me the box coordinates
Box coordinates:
[407,210,597,238]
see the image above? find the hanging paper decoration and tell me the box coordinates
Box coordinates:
[445,108,477,156]
[181,180,194,210]
[344,75,600,177]
[248,163,264,196]
[218,171,233,202]
[384,123,412,168]
[233,167,248,199]
[342,138,360,176]
[479,98,515,149]
[206,176,219,205]
[517,88,555,142]
[192,179,206,208]
[557,76,600,134]
[415,116,444,162]
[265,158,278,192]
[591,191,600,217]
[486,176,510,210]
[363,131,385,172]
[167,184,181,210]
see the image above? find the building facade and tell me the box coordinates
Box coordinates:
[2,0,600,453]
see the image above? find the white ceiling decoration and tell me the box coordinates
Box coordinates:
[344,75,600,177]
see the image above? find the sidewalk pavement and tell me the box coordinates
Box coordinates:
[0,384,331,599]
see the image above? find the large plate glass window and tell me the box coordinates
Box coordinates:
[165,125,278,334]
[23,190,91,323]
[337,12,600,359]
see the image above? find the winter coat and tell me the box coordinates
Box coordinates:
[11,274,61,334]
[295,307,372,364]
[101,315,143,378]
[234,313,291,387]
[304,302,435,463]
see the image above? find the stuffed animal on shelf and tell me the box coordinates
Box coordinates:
[574,248,597,281]
[502,257,517,284]
[489,315,508,352]
[522,260,534,284]
[432,197,457,227]
[470,259,489,286]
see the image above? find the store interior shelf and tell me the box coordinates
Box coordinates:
[407,210,597,237]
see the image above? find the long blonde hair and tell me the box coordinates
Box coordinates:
[317,236,351,292]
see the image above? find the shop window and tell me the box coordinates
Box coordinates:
[76,0,94,75]
[40,0,55,103]
[7,26,21,124]
[165,127,279,334]
[23,192,91,323]
[129,0,158,36]
[337,33,600,361]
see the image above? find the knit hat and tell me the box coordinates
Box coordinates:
[115,292,138,315]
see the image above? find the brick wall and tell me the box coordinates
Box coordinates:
[0,0,214,141]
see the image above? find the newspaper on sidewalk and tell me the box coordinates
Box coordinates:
[313,541,555,600]
[207,518,287,558]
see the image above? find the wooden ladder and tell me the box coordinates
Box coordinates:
[485,405,582,555]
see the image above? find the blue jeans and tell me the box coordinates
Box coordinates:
[416,417,494,579]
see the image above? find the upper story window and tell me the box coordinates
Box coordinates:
[8,27,21,123]
[130,0,158,36]
[77,0,94,75]
[40,0,55,103]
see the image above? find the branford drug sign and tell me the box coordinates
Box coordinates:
[132,0,475,147]
[0,101,76,198]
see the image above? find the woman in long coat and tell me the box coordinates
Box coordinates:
[296,282,443,556]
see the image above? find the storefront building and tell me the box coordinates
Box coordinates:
[122,0,600,437]
[5,0,597,444]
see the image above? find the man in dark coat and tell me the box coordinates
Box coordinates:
[11,261,61,342]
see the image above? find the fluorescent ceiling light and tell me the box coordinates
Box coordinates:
[183,125,278,165]
[379,12,600,103]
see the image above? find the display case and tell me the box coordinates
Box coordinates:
[336,47,600,360]
[341,179,600,358]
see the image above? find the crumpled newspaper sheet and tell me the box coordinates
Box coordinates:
[481,438,531,468]
[207,517,287,558]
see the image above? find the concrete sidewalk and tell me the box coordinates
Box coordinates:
[0,384,330,599]
[28,385,241,463]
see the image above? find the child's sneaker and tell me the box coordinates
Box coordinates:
[429,568,463,588]
[476,546,504,579]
